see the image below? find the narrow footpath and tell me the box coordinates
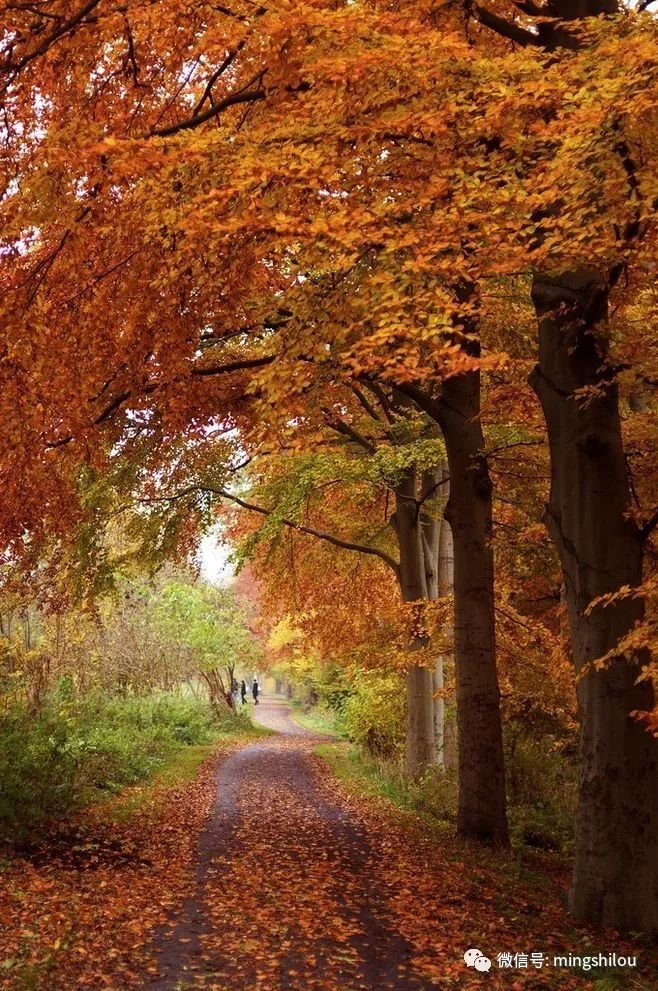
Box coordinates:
[145,699,443,991]
[141,700,648,991]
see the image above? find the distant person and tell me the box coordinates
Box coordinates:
[252,677,260,705]
[240,680,247,705]
[231,678,238,705]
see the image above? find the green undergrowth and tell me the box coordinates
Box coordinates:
[0,690,265,841]
[315,740,573,865]
[97,718,270,824]
[290,702,343,736]
[315,741,456,839]
[313,714,577,857]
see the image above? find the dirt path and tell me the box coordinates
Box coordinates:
[5,702,656,989]
[146,699,441,991]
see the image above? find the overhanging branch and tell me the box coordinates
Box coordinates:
[191,353,276,376]
[46,354,273,448]
[135,484,401,575]
[150,85,265,138]
[465,0,544,47]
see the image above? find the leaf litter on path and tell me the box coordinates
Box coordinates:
[2,704,656,991]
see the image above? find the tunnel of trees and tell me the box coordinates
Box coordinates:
[1,0,658,953]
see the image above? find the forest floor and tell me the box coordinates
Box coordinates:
[1,700,657,991]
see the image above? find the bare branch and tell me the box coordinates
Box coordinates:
[465,0,544,47]
[485,439,543,458]
[191,353,276,376]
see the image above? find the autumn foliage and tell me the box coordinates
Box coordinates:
[2,0,658,953]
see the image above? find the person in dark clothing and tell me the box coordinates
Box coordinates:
[252,677,260,705]
[240,680,247,705]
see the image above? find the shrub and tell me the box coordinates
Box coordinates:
[217,704,255,734]
[340,671,406,760]
[0,704,79,836]
[0,691,218,841]
[506,729,578,852]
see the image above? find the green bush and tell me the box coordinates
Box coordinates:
[0,705,80,834]
[213,704,254,735]
[0,691,218,841]
[506,731,578,852]
[332,688,576,852]
[339,671,406,760]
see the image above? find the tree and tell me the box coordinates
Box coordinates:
[470,0,658,931]
[158,581,262,713]
[0,0,554,851]
[2,0,658,920]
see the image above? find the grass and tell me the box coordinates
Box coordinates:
[315,741,576,893]
[289,703,342,736]
[95,718,270,824]
[315,741,567,872]
[314,741,455,836]
[95,739,221,822]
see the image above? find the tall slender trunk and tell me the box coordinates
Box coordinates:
[439,368,509,845]
[392,469,436,778]
[424,463,454,771]
[421,468,445,768]
[435,485,455,770]
[530,270,658,931]
[397,358,508,843]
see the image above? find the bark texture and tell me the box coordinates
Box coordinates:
[397,364,508,844]
[439,369,509,845]
[530,270,658,931]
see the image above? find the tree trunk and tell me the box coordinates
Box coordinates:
[434,489,455,771]
[396,363,508,842]
[405,663,436,777]
[392,471,436,778]
[420,468,447,769]
[530,269,658,931]
[519,0,658,932]
[440,368,509,845]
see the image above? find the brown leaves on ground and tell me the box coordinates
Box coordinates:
[0,746,232,990]
[2,713,657,991]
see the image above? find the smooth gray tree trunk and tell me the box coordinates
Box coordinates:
[434,492,455,771]
[392,470,437,779]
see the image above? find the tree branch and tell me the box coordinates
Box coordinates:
[46,354,274,448]
[465,0,543,47]
[191,353,276,376]
[1,0,103,91]
[348,384,385,424]
[323,414,376,453]
[150,85,265,138]
[393,381,444,426]
[136,484,401,575]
